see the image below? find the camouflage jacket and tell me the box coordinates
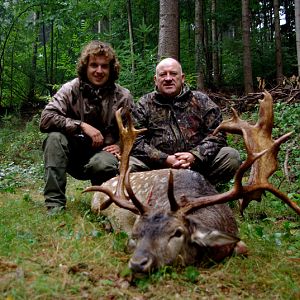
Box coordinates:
[132,85,227,168]
[39,78,133,146]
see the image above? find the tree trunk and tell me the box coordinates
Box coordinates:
[295,0,300,76]
[274,0,283,85]
[0,4,38,103]
[41,5,49,93]
[10,39,15,104]
[50,19,54,96]
[242,0,253,94]
[158,0,179,61]
[195,0,205,89]
[211,0,219,88]
[28,11,39,101]
[127,0,135,74]
[282,0,293,42]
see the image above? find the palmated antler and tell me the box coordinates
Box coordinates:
[180,91,300,216]
[115,108,147,199]
[83,108,147,214]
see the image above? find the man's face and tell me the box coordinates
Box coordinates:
[87,55,110,87]
[154,58,185,98]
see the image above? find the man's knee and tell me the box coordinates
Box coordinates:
[217,147,241,172]
[207,147,241,184]
[129,156,150,172]
[85,151,119,185]
[86,151,119,174]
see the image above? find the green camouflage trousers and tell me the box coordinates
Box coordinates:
[43,132,119,208]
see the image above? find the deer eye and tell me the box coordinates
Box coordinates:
[172,228,184,238]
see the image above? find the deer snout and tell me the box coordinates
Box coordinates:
[129,254,154,273]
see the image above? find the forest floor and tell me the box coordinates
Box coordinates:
[0,174,299,300]
[0,93,299,299]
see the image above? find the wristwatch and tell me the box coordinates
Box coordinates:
[74,120,82,127]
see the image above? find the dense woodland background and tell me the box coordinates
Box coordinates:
[0,0,299,117]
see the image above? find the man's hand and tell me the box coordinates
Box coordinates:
[103,144,120,156]
[80,122,104,148]
[165,152,195,169]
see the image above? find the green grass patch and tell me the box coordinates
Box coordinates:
[0,104,299,299]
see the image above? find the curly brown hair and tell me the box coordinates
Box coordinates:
[76,40,120,83]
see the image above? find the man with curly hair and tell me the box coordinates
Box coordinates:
[40,40,133,214]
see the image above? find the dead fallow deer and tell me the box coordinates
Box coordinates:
[84,91,300,274]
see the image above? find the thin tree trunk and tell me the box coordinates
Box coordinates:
[28,12,39,101]
[295,0,300,76]
[49,19,54,95]
[274,0,283,85]
[158,0,179,61]
[10,39,15,103]
[211,0,219,88]
[41,5,49,92]
[127,0,135,74]
[0,4,38,103]
[195,0,205,89]
[204,10,212,87]
[282,0,293,42]
[242,0,253,94]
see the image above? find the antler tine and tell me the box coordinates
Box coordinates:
[239,131,296,213]
[235,131,299,215]
[83,186,139,214]
[115,108,147,199]
[181,91,300,216]
[83,108,147,212]
[124,167,149,215]
[180,147,270,215]
[168,170,180,212]
[212,107,246,136]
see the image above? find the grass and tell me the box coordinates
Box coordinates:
[0,107,299,299]
[0,183,299,299]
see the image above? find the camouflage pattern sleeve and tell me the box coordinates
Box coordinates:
[189,96,227,164]
[132,95,169,167]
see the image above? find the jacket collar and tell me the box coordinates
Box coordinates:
[79,79,116,102]
[154,84,191,108]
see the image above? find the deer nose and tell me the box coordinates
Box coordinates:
[128,256,153,273]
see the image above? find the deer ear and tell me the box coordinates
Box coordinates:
[190,228,240,247]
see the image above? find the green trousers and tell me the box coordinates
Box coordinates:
[43,132,119,208]
[129,147,241,185]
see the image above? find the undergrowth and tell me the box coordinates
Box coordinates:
[0,102,299,299]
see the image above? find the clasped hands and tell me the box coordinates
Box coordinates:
[165,152,196,169]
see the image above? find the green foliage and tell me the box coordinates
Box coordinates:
[117,40,157,99]
[1,0,298,112]
[0,114,44,192]
[220,39,244,89]
[183,266,200,283]
[113,231,129,252]
[0,112,299,298]
[273,102,300,181]
[0,114,45,165]
[0,161,43,193]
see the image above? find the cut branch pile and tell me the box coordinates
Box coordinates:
[208,86,300,114]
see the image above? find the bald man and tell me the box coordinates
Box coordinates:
[130,58,240,185]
